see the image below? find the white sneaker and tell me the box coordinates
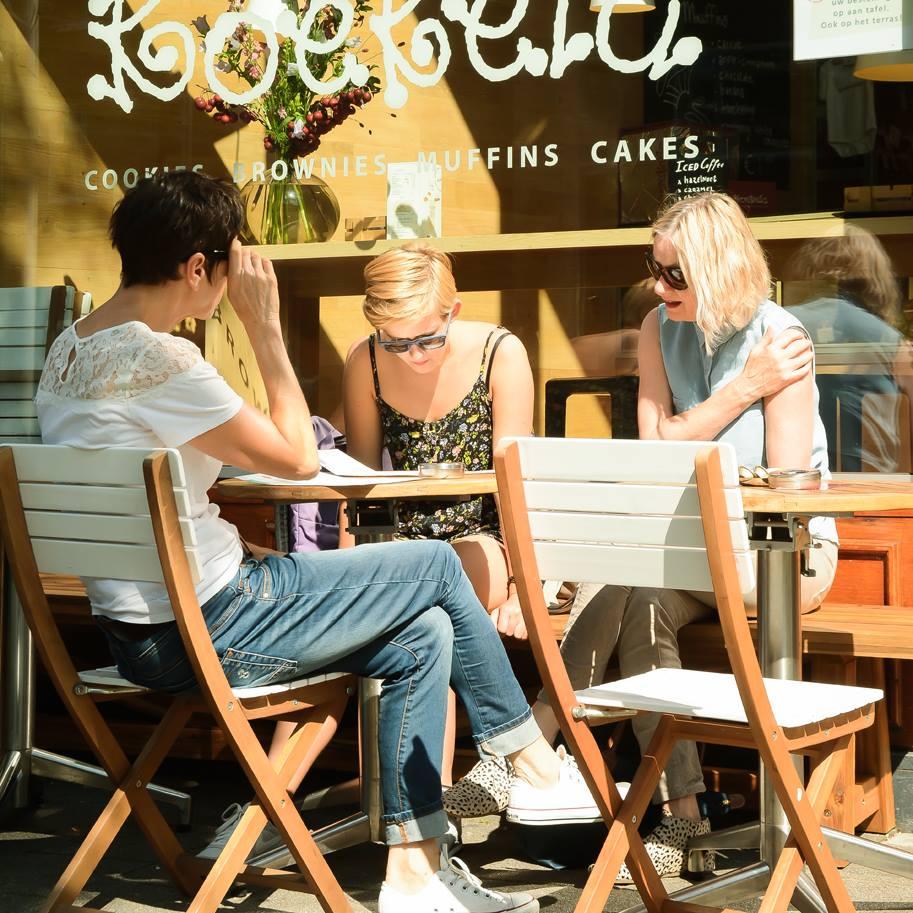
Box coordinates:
[505,746,602,826]
[377,845,538,913]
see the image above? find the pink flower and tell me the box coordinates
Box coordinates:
[248,64,262,79]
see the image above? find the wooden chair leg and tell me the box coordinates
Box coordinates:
[192,698,352,913]
[809,655,856,838]
[857,659,895,834]
[42,699,197,913]
[760,739,850,913]
[766,735,857,913]
[576,717,680,913]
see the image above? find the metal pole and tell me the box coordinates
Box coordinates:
[757,543,803,863]
[0,569,35,809]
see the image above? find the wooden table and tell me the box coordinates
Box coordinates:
[214,470,498,866]
[646,477,913,913]
[215,472,498,504]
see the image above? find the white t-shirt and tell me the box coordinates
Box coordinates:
[36,319,245,623]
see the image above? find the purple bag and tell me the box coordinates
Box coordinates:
[284,416,341,552]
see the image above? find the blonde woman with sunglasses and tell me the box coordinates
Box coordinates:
[344,242,534,639]
[530,192,840,883]
[343,241,554,818]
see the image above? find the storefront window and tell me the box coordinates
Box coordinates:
[1,1,911,463]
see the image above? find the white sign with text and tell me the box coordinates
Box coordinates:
[793,0,912,61]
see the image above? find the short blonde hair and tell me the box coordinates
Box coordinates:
[363,242,456,329]
[652,193,771,352]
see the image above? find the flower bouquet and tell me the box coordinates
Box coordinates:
[192,0,380,244]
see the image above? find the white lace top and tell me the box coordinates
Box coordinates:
[36,320,245,623]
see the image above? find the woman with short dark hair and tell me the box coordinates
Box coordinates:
[36,171,597,913]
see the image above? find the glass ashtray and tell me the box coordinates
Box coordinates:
[418,462,465,479]
[767,468,821,490]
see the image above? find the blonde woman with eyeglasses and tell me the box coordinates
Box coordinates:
[343,241,568,822]
[344,242,534,638]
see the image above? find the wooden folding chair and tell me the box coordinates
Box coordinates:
[495,436,883,913]
[0,443,355,913]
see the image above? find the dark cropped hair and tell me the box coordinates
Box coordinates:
[109,171,244,287]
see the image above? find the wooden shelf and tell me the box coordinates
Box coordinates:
[262,213,913,297]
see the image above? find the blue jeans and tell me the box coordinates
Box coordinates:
[99,539,539,844]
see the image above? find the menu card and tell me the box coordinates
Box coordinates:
[386,161,443,239]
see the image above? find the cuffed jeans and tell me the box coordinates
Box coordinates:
[548,539,839,805]
[99,539,539,844]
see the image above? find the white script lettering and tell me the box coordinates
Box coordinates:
[87,0,702,113]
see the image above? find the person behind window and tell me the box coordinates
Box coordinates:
[528,191,840,884]
[35,171,600,913]
[786,226,913,473]
[342,242,558,821]
[569,279,660,379]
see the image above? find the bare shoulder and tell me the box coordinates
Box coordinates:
[490,330,529,362]
[488,330,532,387]
[342,336,375,392]
[345,335,372,367]
[640,306,661,334]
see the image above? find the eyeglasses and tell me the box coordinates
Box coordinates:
[645,249,688,291]
[376,313,453,354]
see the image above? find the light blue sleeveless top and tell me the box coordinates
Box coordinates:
[659,300,838,543]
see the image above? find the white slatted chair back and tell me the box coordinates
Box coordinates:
[507,436,754,595]
[2,444,202,586]
[0,286,90,443]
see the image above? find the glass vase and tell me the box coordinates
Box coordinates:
[239,166,340,245]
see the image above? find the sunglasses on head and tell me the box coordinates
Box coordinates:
[645,249,688,291]
[376,313,453,354]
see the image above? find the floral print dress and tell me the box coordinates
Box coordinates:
[369,328,510,542]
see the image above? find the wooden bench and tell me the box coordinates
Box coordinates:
[546,599,912,836]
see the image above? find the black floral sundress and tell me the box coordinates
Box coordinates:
[369,328,511,542]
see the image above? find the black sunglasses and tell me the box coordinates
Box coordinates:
[376,313,453,355]
[645,249,688,291]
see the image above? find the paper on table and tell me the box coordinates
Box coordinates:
[317,449,416,478]
[230,450,420,487]
[231,470,414,487]
[220,450,419,487]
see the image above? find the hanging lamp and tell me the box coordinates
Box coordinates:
[854,50,913,81]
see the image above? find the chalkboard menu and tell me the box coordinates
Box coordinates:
[644,1,792,192]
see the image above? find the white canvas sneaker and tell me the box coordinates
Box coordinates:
[505,745,602,826]
[377,845,539,913]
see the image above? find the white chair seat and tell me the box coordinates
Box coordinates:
[79,665,349,699]
[576,668,882,729]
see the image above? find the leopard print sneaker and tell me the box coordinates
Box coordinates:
[443,756,511,820]
[614,814,714,884]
